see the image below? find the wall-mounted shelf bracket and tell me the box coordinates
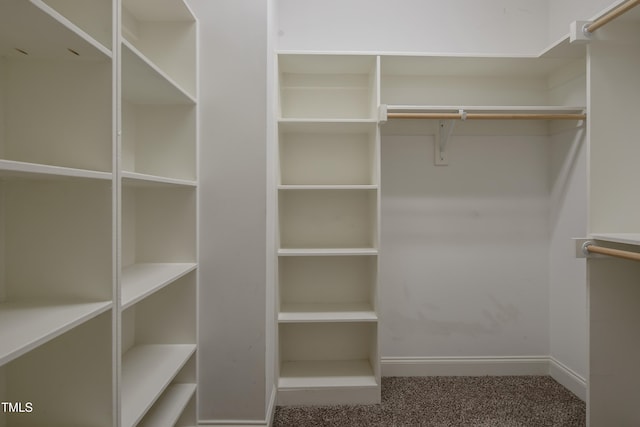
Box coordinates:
[434,109,465,166]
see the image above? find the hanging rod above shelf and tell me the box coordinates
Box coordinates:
[581,241,640,262]
[586,0,640,33]
[379,105,587,122]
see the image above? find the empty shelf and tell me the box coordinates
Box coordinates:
[138,383,196,427]
[591,233,640,247]
[278,248,378,256]
[0,159,112,180]
[0,300,112,365]
[121,263,197,309]
[279,303,377,323]
[121,344,196,427]
[279,360,377,389]
[122,171,196,188]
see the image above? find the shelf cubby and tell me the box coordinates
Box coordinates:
[122,100,196,181]
[279,54,377,120]
[38,0,113,51]
[138,383,197,427]
[121,277,196,427]
[278,121,378,186]
[0,56,112,172]
[279,188,377,250]
[122,185,196,266]
[279,255,377,323]
[279,322,378,396]
[0,312,113,426]
[121,0,196,99]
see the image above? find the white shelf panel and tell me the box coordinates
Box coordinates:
[0,300,112,365]
[124,0,195,22]
[0,159,112,180]
[122,40,196,105]
[279,185,378,190]
[279,303,377,323]
[279,360,377,389]
[121,344,196,427]
[121,263,197,309]
[122,171,197,188]
[591,233,640,247]
[386,105,586,114]
[138,383,196,427]
[278,248,378,257]
[0,0,110,59]
[279,118,377,125]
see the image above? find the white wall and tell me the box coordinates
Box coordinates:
[188,0,271,423]
[380,134,551,362]
[278,0,548,54]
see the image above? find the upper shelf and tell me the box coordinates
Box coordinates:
[122,40,196,105]
[0,159,112,181]
[591,233,640,247]
[0,0,111,60]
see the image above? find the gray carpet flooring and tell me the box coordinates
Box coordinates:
[273,376,585,426]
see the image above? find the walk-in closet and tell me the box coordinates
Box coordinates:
[1,0,639,426]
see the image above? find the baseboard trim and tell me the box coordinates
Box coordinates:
[199,386,277,427]
[382,356,549,377]
[548,356,586,401]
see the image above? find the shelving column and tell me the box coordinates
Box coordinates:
[276,54,381,405]
[0,0,115,425]
[118,0,198,425]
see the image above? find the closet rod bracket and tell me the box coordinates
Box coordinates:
[435,110,464,166]
[570,21,592,43]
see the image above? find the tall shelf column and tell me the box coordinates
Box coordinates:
[276,54,381,405]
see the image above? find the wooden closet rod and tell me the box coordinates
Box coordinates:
[586,0,640,33]
[387,112,587,120]
[585,243,640,262]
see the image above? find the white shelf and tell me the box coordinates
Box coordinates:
[121,263,197,309]
[279,303,377,323]
[279,185,378,190]
[138,383,196,427]
[0,159,112,180]
[278,248,378,256]
[0,0,110,59]
[122,40,196,105]
[279,118,377,125]
[591,233,640,247]
[279,360,377,389]
[122,171,197,188]
[121,344,196,427]
[0,300,112,365]
[385,105,586,114]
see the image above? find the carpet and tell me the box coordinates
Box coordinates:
[273,376,585,426]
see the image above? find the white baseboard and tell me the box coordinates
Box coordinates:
[548,356,586,401]
[199,385,277,427]
[382,356,549,377]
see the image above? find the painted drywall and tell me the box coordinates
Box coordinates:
[187,0,270,422]
[278,0,548,54]
[380,134,551,361]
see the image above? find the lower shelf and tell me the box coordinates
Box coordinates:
[138,383,196,427]
[0,299,112,365]
[121,344,196,427]
[279,359,377,389]
[278,360,380,406]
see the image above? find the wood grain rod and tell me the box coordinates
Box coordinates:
[586,0,640,33]
[387,112,586,120]
[586,244,640,262]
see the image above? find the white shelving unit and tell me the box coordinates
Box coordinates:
[0,0,198,425]
[584,3,640,425]
[276,54,381,405]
